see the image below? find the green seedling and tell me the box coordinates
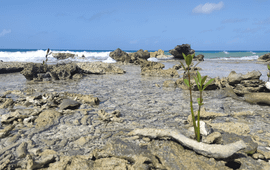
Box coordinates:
[180,53,214,142]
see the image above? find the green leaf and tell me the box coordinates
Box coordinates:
[197,71,202,84]
[194,76,202,91]
[268,65,270,70]
[201,76,207,85]
[182,53,187,63]
[179,61,186,71]
[203,78,215,90]
[184,79,190,87]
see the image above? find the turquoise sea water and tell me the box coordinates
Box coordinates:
[0,49,269,63]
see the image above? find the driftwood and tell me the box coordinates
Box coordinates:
[128,128,246,159]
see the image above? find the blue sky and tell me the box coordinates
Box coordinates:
[0,0,269,50]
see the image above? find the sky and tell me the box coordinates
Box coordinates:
[0,0,269,50]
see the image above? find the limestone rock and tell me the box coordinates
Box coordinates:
[0,98,14,109]
[244,92,270,105]
[257,53,270,62]
[16,142,28,158]
[20,63,46,80]
[187,107,228,124]
[64,92,100,105]
[97,110,123,123]
[52,53,75,60]
[222,132,258,154]
[1,110,29,124]
[49,63,77,80]
[163,80,176,88]
[59,98,81,110]
[76,62,125,74]
[109,48,130,62]
[34,109,61,129]
[169,44,195,59]
[194,54,204,61]
[0,125,15,138]
[0,62,25,74]
[209,122,250,135]
[202,132,223,144]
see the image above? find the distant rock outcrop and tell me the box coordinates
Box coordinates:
[52,53,75,60]
[169,44,195,59]
[257,53,270,62]
[109,48,150,64]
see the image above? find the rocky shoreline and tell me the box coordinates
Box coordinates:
[0,53,270,169]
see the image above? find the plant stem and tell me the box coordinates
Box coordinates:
[188,67,197,138]
[196,91,203,142]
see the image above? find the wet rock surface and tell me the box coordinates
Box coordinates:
[0,61,270,169]
[0,62,25,74]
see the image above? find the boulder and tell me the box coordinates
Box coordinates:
[129,49,150,60]
[49,63,78,80]
[227,70,266,95]
[20,63,46,80]
[194,54,204,61]
[109,48,130,63]
[76,62,125,74]
[52,53,75,60]
[169,44,195,59]
[257,53,270,62]
[110,48,150,64]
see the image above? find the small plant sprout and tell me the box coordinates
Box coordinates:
[180,53,214,142]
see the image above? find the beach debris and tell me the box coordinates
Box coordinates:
[128,128,246,159]
[188,121,213,136]
[266,82,270,90]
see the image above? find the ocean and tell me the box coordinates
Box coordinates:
[0,49,269,63]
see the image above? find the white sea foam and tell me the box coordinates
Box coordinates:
[0,50,115,63]
[206,55,259,61]
[147,58,159,62]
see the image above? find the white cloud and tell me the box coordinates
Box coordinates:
[192,1,224,14]
[0,29,11,37]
